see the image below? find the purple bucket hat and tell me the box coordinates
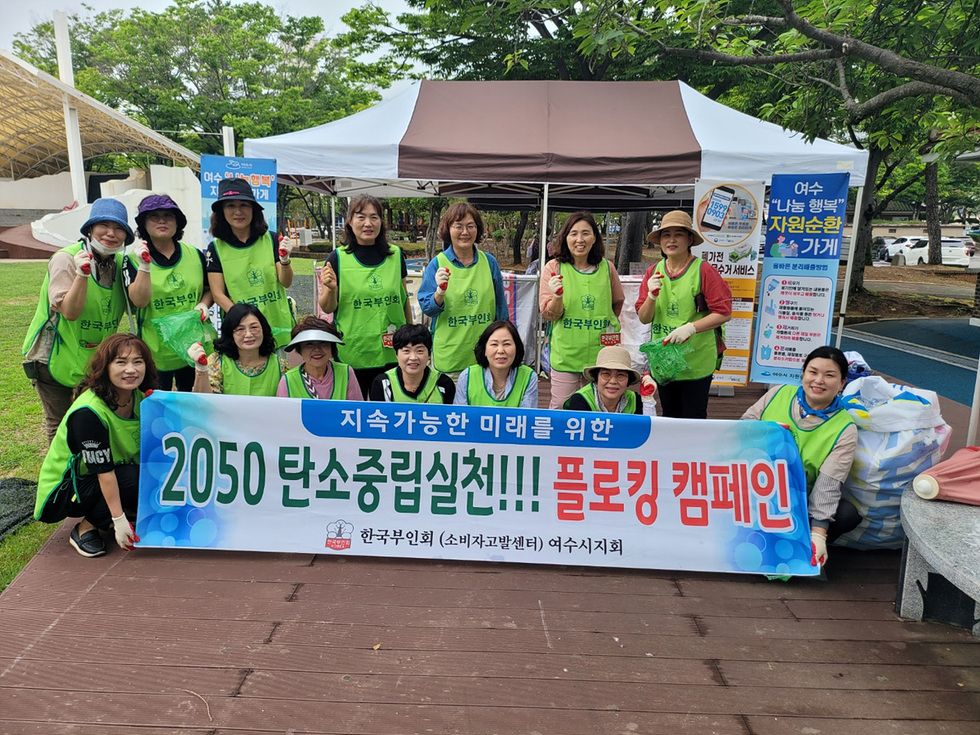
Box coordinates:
[135,194,187,236]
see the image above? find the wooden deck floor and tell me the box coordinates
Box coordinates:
[2,381,978,734]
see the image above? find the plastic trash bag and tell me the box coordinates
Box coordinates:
[150,310,218,368]
[639,339,695,385]
[836,376,951,549]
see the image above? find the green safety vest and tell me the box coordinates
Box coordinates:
[220,353,282,396]
[565,384,638,414]
[283,363,350,400]
[35,388,143,520]
[22,243,127,388]
[464,364,533,408]
[761,385,854,492]
[333,247,406,369]
[212,233,294,348]
[138,242,206,371]
[651,258,717,381]
[384,366,443,404]
[550,260,621,373]
[431,250,495,373]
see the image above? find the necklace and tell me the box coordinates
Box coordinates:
[665,254,694,278]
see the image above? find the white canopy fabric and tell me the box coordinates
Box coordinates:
[245,80,867,208]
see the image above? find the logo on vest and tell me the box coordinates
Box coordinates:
[463,288,479,306]
[325,519,354,550]
[167,272,186,290]
[580,293,596,311]
[367,274,384,292]
[247,268,265,287]
[666,300,680,318]
[101,297,113,315]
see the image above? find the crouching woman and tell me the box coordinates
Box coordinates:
[34,334,157,558]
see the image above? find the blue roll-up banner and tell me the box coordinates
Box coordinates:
[200,154,278,243]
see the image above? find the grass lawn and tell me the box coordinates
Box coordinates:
[1,262,57,592]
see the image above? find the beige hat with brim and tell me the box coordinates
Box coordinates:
[583,346,641,385]
[646,209,704,247]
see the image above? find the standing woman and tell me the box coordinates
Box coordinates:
[23,198,151,441]
[189,303,288,396]
[417,202,507,376]
[34,333,157,558]
[130,194,212,392]
[635,210,732,419]
[318,195,412,396]
[454,320,538,408]
[207,178,294,348]
[740,346,860,566]
[277,316,363,400]
[539,212,624,409]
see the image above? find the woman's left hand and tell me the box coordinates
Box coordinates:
[112,513,138,550]
[663,322,696,344]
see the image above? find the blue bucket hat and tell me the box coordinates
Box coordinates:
[80,198,135,246]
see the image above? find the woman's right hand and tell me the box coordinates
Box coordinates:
[111,513,138,551]
[435,266,451,291]
[646,272,663,299]
[188,342,208,371]
[74,250,92,277]
[319,263,337,291]
[548,274,564,296]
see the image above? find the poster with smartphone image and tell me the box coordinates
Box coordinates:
[691,180,765,387]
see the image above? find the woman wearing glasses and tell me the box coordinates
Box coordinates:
[188,303,288,396]
[418,203,508,377]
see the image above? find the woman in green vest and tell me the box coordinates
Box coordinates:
[189,303,288,396]
[454,320,538,408]
[22,197,151,442]
[539,212,625,409]
[35,333,157,558]
[635,210,732,419]
[129,194,212,392]
[564,346,648,414]
[370,324,456,403]
[277,316,363,400]
[317,195,413,397]
[417,202,508,376]
[741,346,861,567]
[206,178,295,348]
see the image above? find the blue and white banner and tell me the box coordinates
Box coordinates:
[751,173,850,384]
[136,393,817,576]
[200,154,278,242]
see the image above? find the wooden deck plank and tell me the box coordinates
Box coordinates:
[745,717,980,735]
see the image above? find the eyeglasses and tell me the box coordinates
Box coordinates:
[450,224,477,233]
[146,211,176,222]
[233,325,262,336]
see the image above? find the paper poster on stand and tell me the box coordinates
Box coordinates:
[200,154,278,244]
[692,180,765,386]
[750,173,849,385]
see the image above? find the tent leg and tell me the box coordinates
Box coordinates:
[835,184,865,348]
[535,183,550,375]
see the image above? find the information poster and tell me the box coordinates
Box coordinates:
[692,180,766,386]
[136,393,818,577]
[200,154,278,243]
[750,173,850,384]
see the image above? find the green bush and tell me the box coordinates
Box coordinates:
[306,243,333,253]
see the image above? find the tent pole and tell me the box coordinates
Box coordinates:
[536,183,550,375]
[835,184,865,349]
[331,198,336,250]
[54,12,86,207]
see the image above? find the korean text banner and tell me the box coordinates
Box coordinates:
[136,393,817,576]
[750,173,850,385]
[200,154,278,242]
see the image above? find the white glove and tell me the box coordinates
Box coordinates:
[663,322,697,344]
[646,272,663,299]
[640,374,658,397]
[548,274,564,296]
[193,303,209,323]
[188,342,208,372]
[435,266,451,290]
[132,240,152,272]
[278,237,294,265]
[74,249,92,277]
[112,513,137,550]
[811,531,828,566]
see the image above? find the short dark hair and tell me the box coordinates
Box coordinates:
[393,323,432,353]
[343,195,393,255]
[215,303,276,359]
[555,212,605,265]
[75,333,158,406]
[437,202,485,249]
[209,202,268,244]
[291,315,343,361]
[802,345,848,381]
[474,320,524,369]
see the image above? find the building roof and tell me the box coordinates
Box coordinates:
[0,49,199,179]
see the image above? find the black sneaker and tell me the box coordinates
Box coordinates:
[69,523,106,558]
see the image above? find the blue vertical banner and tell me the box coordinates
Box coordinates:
[200,154,278,244]
[750,173,850,384]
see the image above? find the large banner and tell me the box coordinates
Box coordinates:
[750,173,850,384]
[136,393,817,576]
[200,154,278,242]
[692,180,766,386]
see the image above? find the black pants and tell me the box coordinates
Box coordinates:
[158,366,195,392]
[827,498,862,544]
[353,364,395,399]
[39,464,140,531]
[657,374,713,419]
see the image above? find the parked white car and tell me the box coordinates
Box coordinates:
[883,236,923,260]
[895,237,975,266]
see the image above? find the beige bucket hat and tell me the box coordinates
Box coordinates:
[646,209,704,247]
[583,346,641,385]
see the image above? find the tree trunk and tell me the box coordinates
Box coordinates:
[925,162,942,264]
[512,211,529,265]
[425,199,444,261]
[848,145,886,295]
[615,210,650,275]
